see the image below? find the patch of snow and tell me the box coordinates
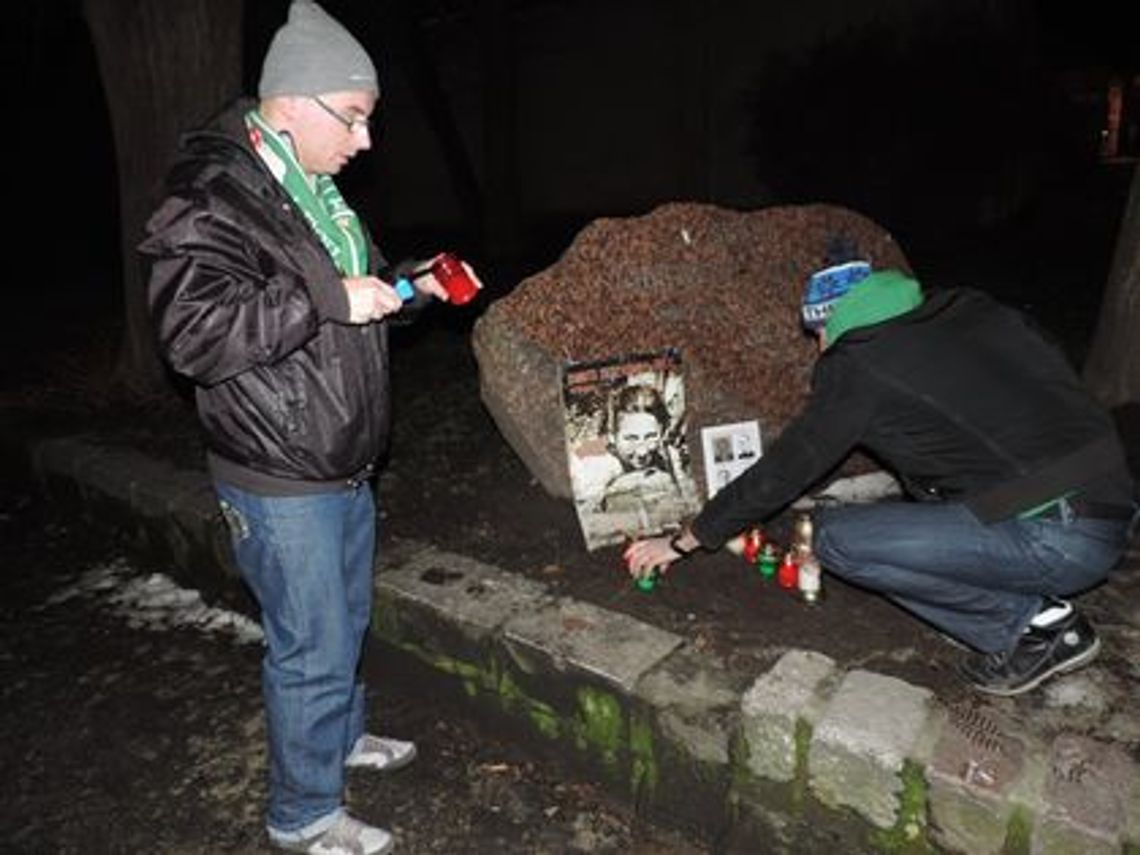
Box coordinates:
[42,558,264,646]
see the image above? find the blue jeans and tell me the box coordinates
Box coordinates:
[215,480,376,838]
[813,499,1134,653]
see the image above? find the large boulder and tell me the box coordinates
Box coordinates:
[472,202,910,499]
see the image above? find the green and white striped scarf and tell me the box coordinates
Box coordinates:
[245,109,369,277]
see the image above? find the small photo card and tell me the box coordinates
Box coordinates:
[700,420,762,498]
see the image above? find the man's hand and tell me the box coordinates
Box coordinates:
[406,257,450,302]
[419,254,484,303]
[344,276,404,323]
[623,529,700,580]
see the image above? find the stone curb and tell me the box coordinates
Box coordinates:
[13,434,1140,854]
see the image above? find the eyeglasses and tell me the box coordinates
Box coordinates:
[310,96,372,134]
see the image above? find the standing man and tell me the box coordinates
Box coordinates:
[626,258,1136,697]
[141,3,474,852]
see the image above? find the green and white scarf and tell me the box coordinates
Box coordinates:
[245,109,369,277]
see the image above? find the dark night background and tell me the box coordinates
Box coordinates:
[3,0,1137,370]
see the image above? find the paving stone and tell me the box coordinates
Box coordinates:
[1035,734,1138,854]
[73,445,145,506]
[633,645,754,837]
[165,482,237,582]
[1034,824,1120,855]
[132,464,210,520]
[1129,789,1140,855]
[740,649,837,783]
[637,644,753,766]
[376,548,553,647]
[502,598,683,694]
[167,480,221,528]
[808,669,934,829]
[1103,709,1140,747]
[1042,671,1111,715]
[375,536,435,572]
[927,700,1028,855]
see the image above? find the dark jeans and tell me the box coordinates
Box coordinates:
[813,499,1135,653]
[215,480,376,839]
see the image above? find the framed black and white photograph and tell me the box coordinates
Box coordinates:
[562,348,701,551]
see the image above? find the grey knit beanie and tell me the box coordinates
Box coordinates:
[258,1,378,98]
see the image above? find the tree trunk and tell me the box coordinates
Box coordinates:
[83,0,242,393]
[1083,165,1140,407]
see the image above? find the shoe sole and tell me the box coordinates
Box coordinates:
[269,822,395,854]
[271,835,394,855]
[969,636,1101,698]
[345,742,418,773]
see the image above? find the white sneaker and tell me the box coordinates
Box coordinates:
[345,734,417,772]
[272,812,393,855]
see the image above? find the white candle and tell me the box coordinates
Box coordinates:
[798,556,821,603]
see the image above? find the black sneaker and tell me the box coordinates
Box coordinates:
[957,609,1101,697]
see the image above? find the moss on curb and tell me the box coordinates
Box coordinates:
[791,718,813,812]
[871,760,935,853]
[499,668,561,739]
[397,641,490,695]
[726,727,752,798]
[575,686,623,772]
[629,711,659,799]
[1000,806,1033,855]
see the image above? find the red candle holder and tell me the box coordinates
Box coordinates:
[430,253,479,305]
[778,552,799,590]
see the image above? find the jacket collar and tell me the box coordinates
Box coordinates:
[828,287,972,346]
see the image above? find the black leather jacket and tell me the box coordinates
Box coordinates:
[692,287,1132,547]
[140,100,397,493]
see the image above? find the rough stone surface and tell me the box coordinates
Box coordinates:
[927,700,1028,855]
[740,649,838,783]
[379,548,553,640]
[1033,824,1121,855]
[636,644,753,766]
[472,202,910,497]
[808,669,934,829]
[1035,734,1138,853]
[164,478,219,529]
[29,437,232,587]
[372,551,557,706]
[74,446,143,506]
[131,461,208,520]
[1041,672,1110,715]
[502,597,684,694]
[472,321,569,501]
